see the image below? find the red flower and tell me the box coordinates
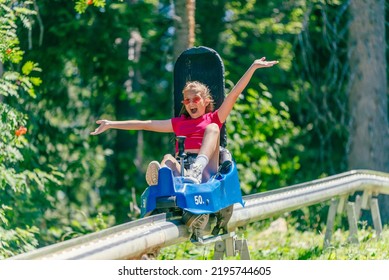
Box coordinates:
[15,126,27,137]
[87,0,93,5]
[6,49,12,55]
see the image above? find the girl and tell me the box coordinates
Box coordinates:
[90,57,278,185]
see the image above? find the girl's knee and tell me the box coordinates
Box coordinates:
[161,154,178,168]
[161,154,180,176]
[162,154,175,162]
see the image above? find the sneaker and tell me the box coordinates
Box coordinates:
[145,161,160,186]
[186,162,202,184]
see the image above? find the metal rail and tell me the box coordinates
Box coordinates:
[11,214,190,260]
[11,169,389,260]
[230,169,389,228]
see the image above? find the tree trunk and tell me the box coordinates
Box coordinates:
[347,0,389,222]
[173,0,195,61]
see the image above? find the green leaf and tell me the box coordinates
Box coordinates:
[21,61,35,75]
[29,77,42,87]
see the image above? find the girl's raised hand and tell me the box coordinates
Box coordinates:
[253,57,279,68]
[90,120,111,135]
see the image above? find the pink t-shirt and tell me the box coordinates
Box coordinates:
[171,110,223,152]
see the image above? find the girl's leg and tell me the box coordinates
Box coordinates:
[189,123,220,182]
[161,154,182,177]
[147,123,220,185]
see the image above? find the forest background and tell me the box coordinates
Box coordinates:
[0,0,388,258]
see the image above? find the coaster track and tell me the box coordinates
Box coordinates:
[11,169,389,260]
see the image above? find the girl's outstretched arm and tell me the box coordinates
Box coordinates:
[90,119,173,135]
[217,57,278,123]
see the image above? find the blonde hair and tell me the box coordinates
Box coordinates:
[180,81,215,117]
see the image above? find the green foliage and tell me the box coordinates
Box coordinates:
[22,0,172,228]
[158,240,214,260]
[158,220,389,260]
[216,0,350,187]
[227,85,301,193]
[0,1,41,98]
[0,1,65,258]
[2,0,173,258]
[74,0,107,14]
[288,0,350,180]
[0,1,24,64]
[0,0,385,259]
[208,0,306,192]
[246,222,389,260]
[0,226,39,259]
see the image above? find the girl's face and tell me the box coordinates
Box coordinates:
[182,90,210,119]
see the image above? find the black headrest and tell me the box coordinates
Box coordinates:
[173,46,227,147]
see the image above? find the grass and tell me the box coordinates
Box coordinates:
[158,218,389,260]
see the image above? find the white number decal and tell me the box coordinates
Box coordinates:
[194,195,204,205]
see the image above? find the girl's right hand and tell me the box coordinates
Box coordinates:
[90,120,111,135]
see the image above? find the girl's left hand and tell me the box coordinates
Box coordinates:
[253,57,279,68]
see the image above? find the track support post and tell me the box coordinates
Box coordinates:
[324,198,339,248]
[213,232,250,260]
[346,202,359,244]
[370,197,382,238]
[324,192,383,248]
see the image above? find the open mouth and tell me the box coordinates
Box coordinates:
[190,108,198,114]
